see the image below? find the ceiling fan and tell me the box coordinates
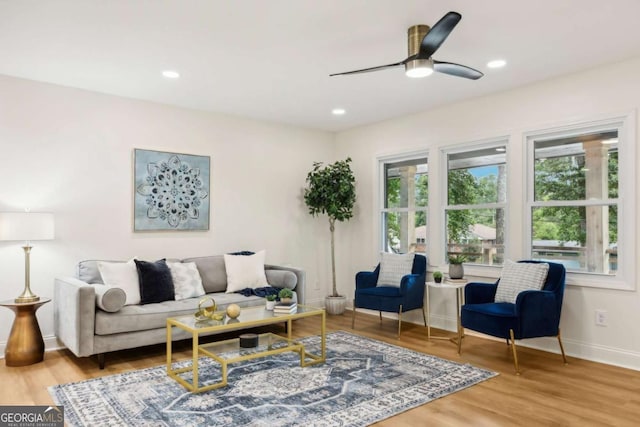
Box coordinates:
[330,11,483,80]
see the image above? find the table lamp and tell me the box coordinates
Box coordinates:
[0,212,55,303]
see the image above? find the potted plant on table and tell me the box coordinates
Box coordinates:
[265,294,277,310]
[278,288,293,304]
[304,157,356,315]
[448,255,467,279]
[433,271,443,283]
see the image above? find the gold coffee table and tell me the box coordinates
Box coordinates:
[166,304,326,393]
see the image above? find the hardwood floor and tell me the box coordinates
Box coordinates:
[2,311,639,426]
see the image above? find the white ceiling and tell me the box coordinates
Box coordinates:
[2,0,640,132]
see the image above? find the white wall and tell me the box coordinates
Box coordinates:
[0,75,334,353]
[334,57,640,370]
[3,57,640,371]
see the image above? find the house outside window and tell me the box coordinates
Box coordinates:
[444,142,507,266]
[379,154,428,254]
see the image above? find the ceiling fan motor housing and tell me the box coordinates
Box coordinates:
[405,25,433,76]
[408,25,430,56]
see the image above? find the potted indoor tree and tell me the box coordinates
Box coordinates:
[304,158,356,315]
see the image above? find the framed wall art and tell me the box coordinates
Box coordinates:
[134,149,210,231]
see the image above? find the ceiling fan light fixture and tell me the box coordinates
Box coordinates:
[405,59,434,78]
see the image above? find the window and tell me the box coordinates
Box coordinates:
[444,143,507,266]
[379,155,428,254]
[528,127,619,275]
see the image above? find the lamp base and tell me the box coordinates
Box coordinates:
[15,295,40,304]
[15,245,40,303]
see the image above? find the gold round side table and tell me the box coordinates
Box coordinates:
[0,298,51,366]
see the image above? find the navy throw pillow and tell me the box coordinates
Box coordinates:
[134,259,175,304]
[228,250,255,256]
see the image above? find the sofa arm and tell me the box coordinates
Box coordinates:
[265,264,306,305]
[54,277,96,357]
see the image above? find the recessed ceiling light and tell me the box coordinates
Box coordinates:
[162,70,180,79]
[487,59,506,69]
[332,108,346,115]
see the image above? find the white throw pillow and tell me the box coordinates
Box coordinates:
[167,261,206,300]
[97,258,140,305]
[494,260,549,304]
[224,250,269,293]
[377,252,415,287]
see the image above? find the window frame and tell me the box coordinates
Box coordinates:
[441,138,510,268]
[377,149,429,255]
[524,112,636,290]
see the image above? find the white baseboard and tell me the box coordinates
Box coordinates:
[351,309,640,371]
[4,318,638,372]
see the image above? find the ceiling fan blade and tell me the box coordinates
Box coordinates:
[418,11,462,59]
[433,60,483,80]
[329,61,404,76]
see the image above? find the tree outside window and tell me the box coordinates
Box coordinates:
[381,157,428,254]
[445,144,507,266]
[531,130,618,274]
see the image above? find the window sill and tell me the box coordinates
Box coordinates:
[429,264,635,291]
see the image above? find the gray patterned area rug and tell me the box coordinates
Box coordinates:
[49,331,497,427]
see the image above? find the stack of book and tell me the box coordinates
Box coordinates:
[273,301,297,314]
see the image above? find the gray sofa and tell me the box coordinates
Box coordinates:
[54,255,305,368]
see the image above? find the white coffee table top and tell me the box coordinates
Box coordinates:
[426,280,468,289]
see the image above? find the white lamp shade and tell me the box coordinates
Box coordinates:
[0,212,55,241]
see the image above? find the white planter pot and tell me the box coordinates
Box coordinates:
[266,300,276,310]
[325,296,347,315]
[449,264,464,279]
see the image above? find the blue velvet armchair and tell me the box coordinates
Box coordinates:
[352,254,427,338]
[460,260,568,374]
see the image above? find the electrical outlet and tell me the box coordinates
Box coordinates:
[595,309,607,326]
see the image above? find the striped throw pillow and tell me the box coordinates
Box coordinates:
[494,260,549,303]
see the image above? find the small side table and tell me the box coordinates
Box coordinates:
[0,298,51,366]
[425,281,467,351]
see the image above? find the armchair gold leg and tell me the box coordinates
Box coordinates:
[397,305,403,338]
[351,305,356,329]
[379,311,382,323]
[557,328,568,365]
[509,329,520,375]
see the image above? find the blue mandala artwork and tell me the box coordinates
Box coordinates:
[134,149,210,231]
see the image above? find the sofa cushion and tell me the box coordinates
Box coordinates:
[224,250,269,293]
[182,255,228,293]
[94,293,264,335]
[135,259,175,304]
[97,259,141,305]
[78,259,119,284]
[167,261,206,300]
[93,284,126,313]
